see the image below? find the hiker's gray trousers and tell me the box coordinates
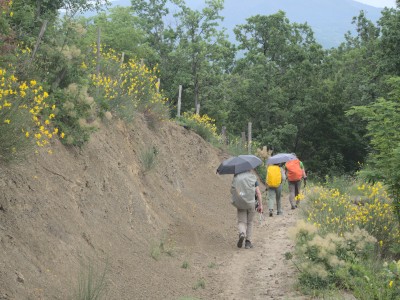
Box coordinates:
[237,208,256,240]
[267,185,283,213]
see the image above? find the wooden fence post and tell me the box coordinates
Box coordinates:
[96,27,101,77]
[248,122,252,154]
[31,20,48,62]
[221,126,227,145]
[177,85,182,117]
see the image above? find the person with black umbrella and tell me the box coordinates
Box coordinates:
[217,155,264,249]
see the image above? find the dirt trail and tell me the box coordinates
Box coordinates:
[212,194,308,300]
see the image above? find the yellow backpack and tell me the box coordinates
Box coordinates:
[266,165,282,188]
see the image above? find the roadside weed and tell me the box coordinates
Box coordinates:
[192,278,205,290]
[139,146,158,173]
[181,261,190,269]
[74,259,108,300]
[150,234,175,261]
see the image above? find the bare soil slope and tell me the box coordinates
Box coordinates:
[0,116,305,300]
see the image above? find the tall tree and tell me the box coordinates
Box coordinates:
[230,12,323,157]
[172,0,232,114]
[87,6,152,61]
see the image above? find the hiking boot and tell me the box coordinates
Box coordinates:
[277,211,283,215]
[237,232,245,248]
[269,210,273,217]
[245,240,253,249]
[291,206,296,210]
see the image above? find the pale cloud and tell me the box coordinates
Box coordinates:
[355,0,397,8]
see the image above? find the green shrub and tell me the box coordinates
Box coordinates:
[289,220,378,294]
[52,84,98,147]
[347,77,400,222]
[304,183,400,257]
[86,47,169,125]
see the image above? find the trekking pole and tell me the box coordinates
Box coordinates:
[258,211,265,224]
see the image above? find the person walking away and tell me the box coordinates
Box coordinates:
[285,157,306,209]
[231,170,263,249]
[265,163,286,216]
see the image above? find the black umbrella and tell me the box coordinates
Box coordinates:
[217,155,262,175]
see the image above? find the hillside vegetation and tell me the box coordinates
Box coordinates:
[1,0,400,299]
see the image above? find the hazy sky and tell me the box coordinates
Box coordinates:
[356,0,397,7]
[107,0,397,8]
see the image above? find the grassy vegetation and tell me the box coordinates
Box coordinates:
[192,278,206,290]
[208,262,217,269]
[139,146,158,173]
[150,234,175,260]
[181,261,190,269]
[74,259,108,300]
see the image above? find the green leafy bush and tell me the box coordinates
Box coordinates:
[52,84,98,146]
[347,77,400,221]
[289,220,378,293]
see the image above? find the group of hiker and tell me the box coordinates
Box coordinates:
[228,154,306,249]
[266,157,306,216]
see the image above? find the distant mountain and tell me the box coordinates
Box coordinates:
[98,0,384,48]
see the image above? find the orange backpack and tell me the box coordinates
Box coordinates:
[285,159,303,181]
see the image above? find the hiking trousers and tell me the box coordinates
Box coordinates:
[288,180,301,208]
[237,208,256,241]
[267,185,283,213]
